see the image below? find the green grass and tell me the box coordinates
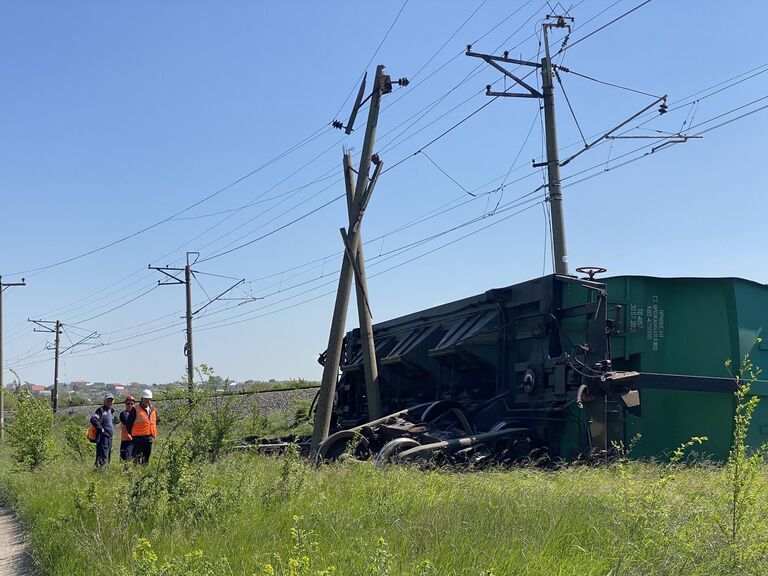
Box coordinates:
[1,438,767,576]
[2,357,766,575]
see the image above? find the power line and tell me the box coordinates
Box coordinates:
[6,123,333,277]
[408,0,490,82]
[0,2,623,341]
[13,88,763,370]
[177,71,542,264]
[690,101,768,136]
[188,102,768,334]
[420,151,476,197]
[5,166,528,357]
[556,0,654,55]
[494,107,541,213]
[248,96,768,322]
[383,95,501,174]
[194,70,520,266]
[198,193,346,264]
[22,91,768,367]
[10,56,766,358]
[561,95,768,186]
[11,59,764,349]
[379,0,546,119]
[9,185,551,368]
[557,66,661,98]
[4,142,347,341]
[164,6,564,274]
[331,0,410,120]
[195,176,344,259]
[376,2,550,156]
[554,68,587,146]
[4,3,554,328]
[74,285,159,326]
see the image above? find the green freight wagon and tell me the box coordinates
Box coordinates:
[314,274,767,464]
[606,276,768,460]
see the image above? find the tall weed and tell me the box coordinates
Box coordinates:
[5,390,56,469]
[719,350,767,570]
[64,419,92,462]
[118,539,231,576]
[259,515,336,576]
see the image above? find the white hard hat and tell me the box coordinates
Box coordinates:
[141,389,153,399]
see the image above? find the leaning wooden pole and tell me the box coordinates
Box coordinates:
[345,155,382,421]
[310,66,386,454]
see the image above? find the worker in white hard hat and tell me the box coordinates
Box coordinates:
[126,389,158,464]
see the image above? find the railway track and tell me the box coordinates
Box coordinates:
[4,386,319,421]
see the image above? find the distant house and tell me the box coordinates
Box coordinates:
[27,384,48,394]
[71,380,91,390]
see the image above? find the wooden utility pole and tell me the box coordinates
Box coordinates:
[467,15,572,275]
[344,152,382,422]
[150,253,246,396]
[540,19,569,275]
[0,276,26,440]
[311,65,407,454]
[53,321,60,412]
[29,319,63,412]
[149,252,198,392]
[184,254,194,393]
[25,319,98,413]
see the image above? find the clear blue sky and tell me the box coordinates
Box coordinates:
[1,1,766,386]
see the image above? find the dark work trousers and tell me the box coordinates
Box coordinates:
[119,440,133,461]
[132,437,153,464]
[95,434,112,468]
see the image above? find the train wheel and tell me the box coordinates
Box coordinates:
[316,430,370,464]
[420,400,463,422]
[374,438,421,467]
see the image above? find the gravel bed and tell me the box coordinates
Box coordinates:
[57,387,319,420]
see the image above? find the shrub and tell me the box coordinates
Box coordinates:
[64,419,92,462]
[5,390,56,469]
[177,365,241,462]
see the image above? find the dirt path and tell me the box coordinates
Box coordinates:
[0,506,37,576]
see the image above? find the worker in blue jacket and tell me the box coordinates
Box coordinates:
[90,393,115,468]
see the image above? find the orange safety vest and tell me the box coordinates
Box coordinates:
[131,405,157,438]
[120,411,132,442]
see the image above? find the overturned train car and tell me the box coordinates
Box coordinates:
[318,274,768,463]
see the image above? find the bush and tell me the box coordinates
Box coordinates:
[64,419,92,462]
[161,365,241,463]
[5,390,56,469]
[1,386,17,411]
[181,392,239,462]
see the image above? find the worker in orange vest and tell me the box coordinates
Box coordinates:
[126,389,158,464]
[118,395,135,461]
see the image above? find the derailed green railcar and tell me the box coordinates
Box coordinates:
[605,276,768,460]
[319,275,767,463]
